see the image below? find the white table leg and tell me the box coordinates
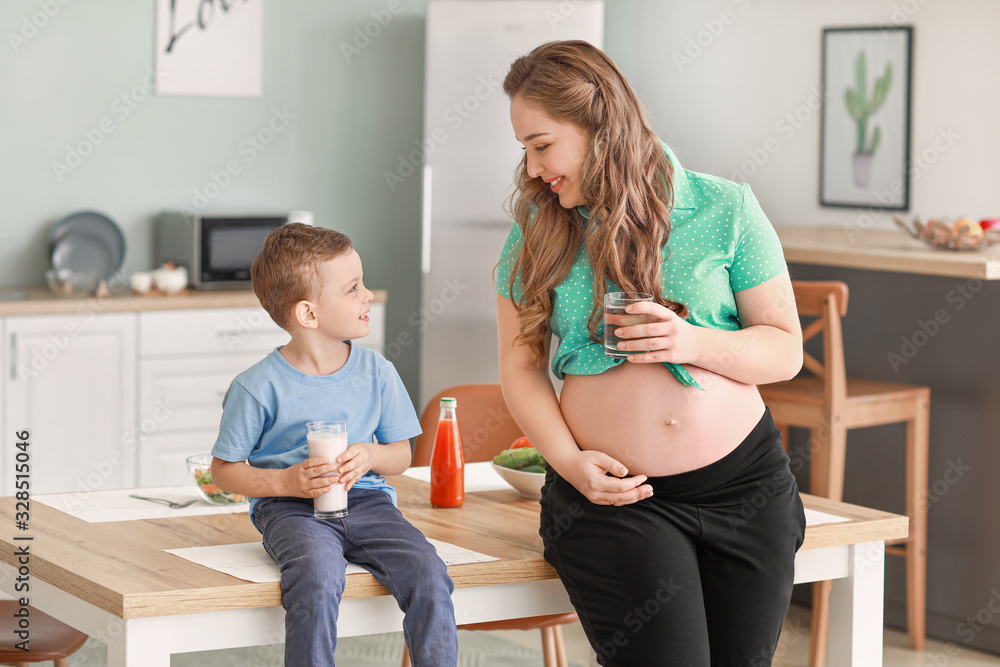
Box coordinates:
[826,540,886,667]
[107,617,172,667]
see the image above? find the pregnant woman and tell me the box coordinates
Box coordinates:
[496,40,807,666]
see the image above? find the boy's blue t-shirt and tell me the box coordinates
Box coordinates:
[212,343,422,519]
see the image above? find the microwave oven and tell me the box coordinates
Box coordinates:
[154,211,313,289]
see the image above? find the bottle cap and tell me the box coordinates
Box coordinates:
[440,397,457,406]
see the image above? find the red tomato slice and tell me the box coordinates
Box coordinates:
[510,436,533,449]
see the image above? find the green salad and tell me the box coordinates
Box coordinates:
[193,466,246,504]
[493,447,546,474]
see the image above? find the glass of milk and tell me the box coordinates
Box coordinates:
[306,421,349,518]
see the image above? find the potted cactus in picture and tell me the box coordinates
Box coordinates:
[845,51,892,187]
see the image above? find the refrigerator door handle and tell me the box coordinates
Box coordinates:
[421,164,432,275]
[9,332,16,381]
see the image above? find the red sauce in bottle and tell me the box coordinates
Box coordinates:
[430,397,464,507]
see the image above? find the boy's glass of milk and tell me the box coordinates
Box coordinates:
[306,421,349,519]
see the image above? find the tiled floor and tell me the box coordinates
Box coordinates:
[490,604,1000,666]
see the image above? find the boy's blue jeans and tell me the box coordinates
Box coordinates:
[253,489,458,667]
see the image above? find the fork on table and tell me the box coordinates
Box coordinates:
[128,494,197,509]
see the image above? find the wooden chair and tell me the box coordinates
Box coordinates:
[0,601,88,666]
[401,383,578,667]
[759,281,929,667]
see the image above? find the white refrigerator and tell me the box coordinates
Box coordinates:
[419,0,605,405]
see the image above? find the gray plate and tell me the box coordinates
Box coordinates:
[48,210,125,280]
[50,231,116,279]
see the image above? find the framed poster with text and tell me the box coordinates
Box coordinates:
[155,0,263,97]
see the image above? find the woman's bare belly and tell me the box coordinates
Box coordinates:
[559,362,766,477]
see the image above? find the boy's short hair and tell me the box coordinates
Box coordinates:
[251,223,353,330]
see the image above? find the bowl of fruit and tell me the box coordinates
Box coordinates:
[491,437,547,499]
[186,454,247,505]
[894,215,1000,252]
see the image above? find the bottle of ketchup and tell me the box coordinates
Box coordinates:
[430,397,464,507]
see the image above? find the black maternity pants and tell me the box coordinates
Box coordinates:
[540,407,806,667]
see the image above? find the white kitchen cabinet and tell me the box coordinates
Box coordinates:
[138,431,218,487]
[3,313,137,495]
[138,353,268,434]
[0,298,387,494]
[138,307,290,357]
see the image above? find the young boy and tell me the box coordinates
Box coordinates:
[211,223,458,667]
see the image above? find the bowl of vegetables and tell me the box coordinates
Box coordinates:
[186,454,247,505]
[491,437,546,499]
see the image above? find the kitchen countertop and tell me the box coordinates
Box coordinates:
[0,287,388,317]
[776,226,1000,280]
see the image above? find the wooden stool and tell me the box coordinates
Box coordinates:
[760,281,928,667]
[401,384,577,667]
[0,601,88,666]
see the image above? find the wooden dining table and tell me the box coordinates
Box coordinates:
[0,475,907,666]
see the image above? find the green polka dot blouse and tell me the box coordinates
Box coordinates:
[496,142,787,391]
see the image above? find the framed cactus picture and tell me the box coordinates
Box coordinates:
[820,26,913,209]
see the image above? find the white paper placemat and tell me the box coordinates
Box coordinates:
[35,485,248,523]
[166,538,499,583]
[804,508,851,525]
[402,461,512,492]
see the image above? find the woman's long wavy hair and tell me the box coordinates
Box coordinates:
[500,40,688,365]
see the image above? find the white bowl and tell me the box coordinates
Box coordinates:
[130,272,153,294]
[491,462,545,499]
[186,453,247,505]
[153,265,188,293]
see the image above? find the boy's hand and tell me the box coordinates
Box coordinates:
[281,457,338,498]
[336,443,376,491]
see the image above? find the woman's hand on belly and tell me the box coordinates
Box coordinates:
[553,449,654,507]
